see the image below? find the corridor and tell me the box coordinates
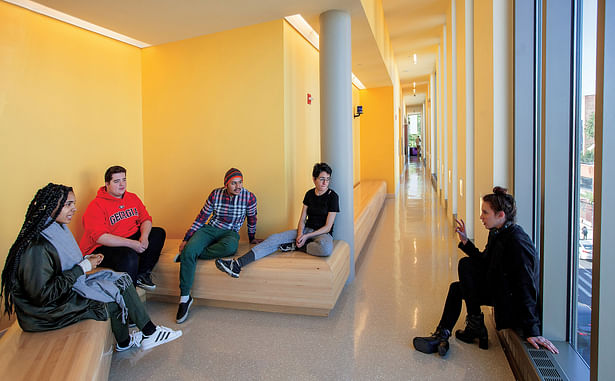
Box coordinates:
[110,159,514,380]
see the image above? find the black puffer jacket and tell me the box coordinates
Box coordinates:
[459,224,541,337]
[13,236,107,332]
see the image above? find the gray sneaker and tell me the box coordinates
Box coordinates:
[278,242,296,252]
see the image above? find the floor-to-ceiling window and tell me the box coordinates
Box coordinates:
[572,0,597,366]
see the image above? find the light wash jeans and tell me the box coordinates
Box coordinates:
[251,227,333,260]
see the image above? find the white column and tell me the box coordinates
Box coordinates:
[319,10,355,282]
[465,0,475,239]
[430,73,436,174]
[451,0,458,215]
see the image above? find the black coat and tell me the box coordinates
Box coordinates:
[13,236,107,332]
[459,224,541,337]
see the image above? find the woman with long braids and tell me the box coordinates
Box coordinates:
[1,183,181,351]
[413,187,559,356]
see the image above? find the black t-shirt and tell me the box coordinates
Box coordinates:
[302,188,340,233]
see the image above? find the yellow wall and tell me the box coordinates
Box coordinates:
[142,20,320,239]
[0,2,143,327]
[283,21,321,227]
[360,87,396,193]
[473,0,495,247]
[352,86,361,186]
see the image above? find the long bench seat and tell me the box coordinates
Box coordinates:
[148,180,386,317]
[0,287,146,381]
[148,239,350,316]
[0,319,114,381]
[353,180,387,262]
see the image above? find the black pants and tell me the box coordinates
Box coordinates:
[438,256,493,331]
[98,227,165,284]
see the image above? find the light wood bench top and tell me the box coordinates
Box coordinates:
[353,180,387,259]
[354,180,387,220]
[0,319,114,381]
[149,239,350,316]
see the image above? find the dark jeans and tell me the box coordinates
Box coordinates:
[97,227,165,284]
[106,284,151,343]
[438,256,493,331]
[179,224,239,296]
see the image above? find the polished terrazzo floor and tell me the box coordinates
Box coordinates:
[110,159,514,380]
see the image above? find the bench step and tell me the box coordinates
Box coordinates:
[0,319,114,381]
[149,239,350,316]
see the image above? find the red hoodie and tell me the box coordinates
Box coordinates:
[79,186,152,255]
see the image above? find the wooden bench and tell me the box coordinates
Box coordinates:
[0,319,114,381]
[148,239,350,316]
[0,287,146,381]
[147,181,386,316]
[353,180,387,262]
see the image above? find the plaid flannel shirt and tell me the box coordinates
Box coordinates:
[183,187,257,242]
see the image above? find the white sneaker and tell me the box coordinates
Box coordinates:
[141,326,182,350]
[116,331,143,352]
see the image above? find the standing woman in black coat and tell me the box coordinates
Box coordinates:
[413,187,559,356]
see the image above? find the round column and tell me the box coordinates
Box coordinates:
[319,10,354,282]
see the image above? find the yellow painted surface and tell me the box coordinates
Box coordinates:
[474,0,494,247]
[359,87,395,193]
[283,21,321,227]
[352,86,361,186]
[360,0,396,83]
[0,1,143,291]
[142,20,319,239]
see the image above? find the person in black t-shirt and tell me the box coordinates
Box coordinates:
[215,163,340,278]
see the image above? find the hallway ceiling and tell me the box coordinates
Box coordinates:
[25,0,447,105]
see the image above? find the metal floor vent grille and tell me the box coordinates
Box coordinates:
[525,344,568,381]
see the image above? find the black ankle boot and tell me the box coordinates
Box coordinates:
[455,313,488,349]
[413,326,451,356]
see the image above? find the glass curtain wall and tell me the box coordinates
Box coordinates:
[573,0,597,366]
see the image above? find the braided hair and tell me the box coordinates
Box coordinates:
[1,183,72,318]
[482,186,517,224]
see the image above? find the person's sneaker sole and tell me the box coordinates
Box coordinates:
[215,259,239,278]
[413,337,437,354]
[136,281,156,291]
[176,298,194,324]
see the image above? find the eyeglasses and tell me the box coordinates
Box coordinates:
[318,177,331,182]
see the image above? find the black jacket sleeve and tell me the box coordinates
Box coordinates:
[458,238,488,260]
[509,233,541,337]
[18,240,84,307]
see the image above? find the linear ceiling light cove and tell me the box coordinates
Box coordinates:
[285,14,366,90]
[7,0,151,48]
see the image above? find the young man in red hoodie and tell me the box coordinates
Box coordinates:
[80,166,165,291]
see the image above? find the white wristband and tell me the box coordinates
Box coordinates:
[78,259,92,273]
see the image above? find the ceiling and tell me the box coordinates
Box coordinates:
[24,0,447,106]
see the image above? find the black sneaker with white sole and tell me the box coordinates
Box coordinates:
[136,273,156,291]
[278,242,296,252]
[215,258,241,278]
[176,296,193,324]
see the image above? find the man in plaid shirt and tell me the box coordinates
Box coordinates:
[176,168,262,323]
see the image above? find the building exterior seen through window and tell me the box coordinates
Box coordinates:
[574,0,596,366]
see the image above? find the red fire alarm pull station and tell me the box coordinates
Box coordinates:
[307,93,312,104]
